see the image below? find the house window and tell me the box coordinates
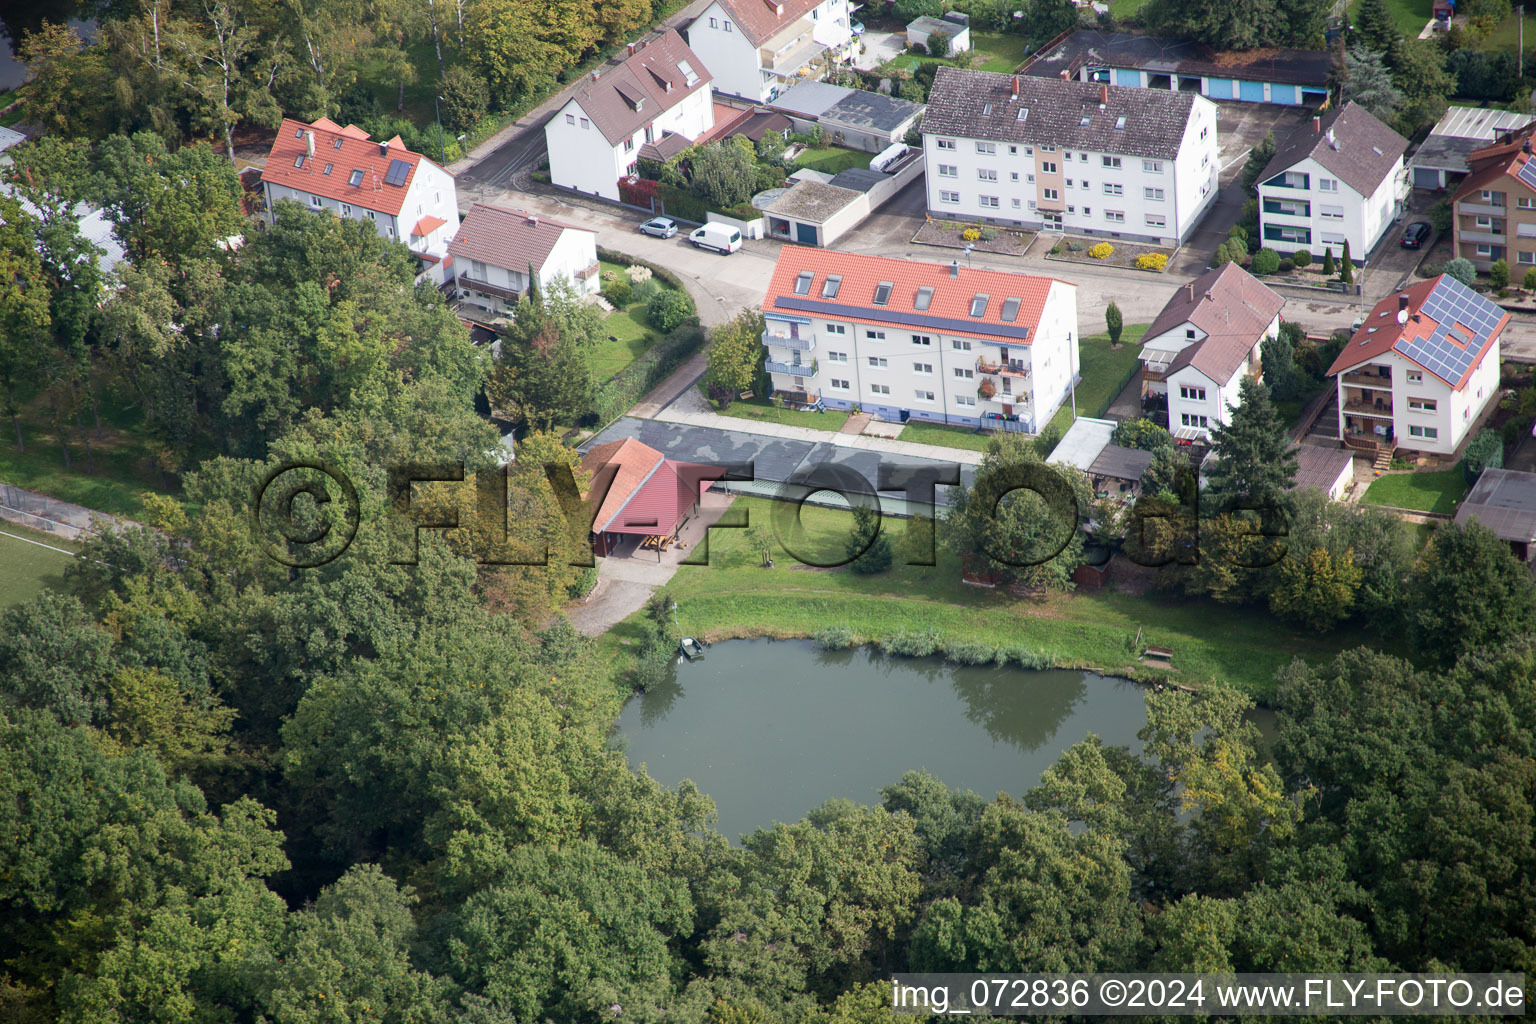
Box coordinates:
[1010,171,1019,181]
[1011,198,1021,208]
[936,138,956,150]
[366,210,376,220]
[951,339,972,351]
[709,15,717,25]
[831,378,850,389]
[954,367,974,378]
[969,293,989,317]
[1144,187,1164,201]
[1105,210,1125,223]
[580,117,589,129]
[1477,244,1494,257]
[293,155,306,169]
[341,204,351,216]
[976,142,996,154]
[1179,385,1207,401]
[566,113,575,124]
[724,20,731,30]
[1143,159,1163,173]
[913,362,932,374]
[1320,231,1345,245]
[914,287,934,310]
[938,164,958,177]
[1042,161,1057,173]
[1181,413,1209,427]
[939,191,960,204]
[978,168,997,181]
[332,138,342,149]
[1520,251,1536,265]
[822,275,842,298]
[793,271,813,294]
[866,329,886,340]
[1146,213,1166,228]
[1066,179,1075,188]
[873,281,893,305]
[828,351,848,362]
[1318,178,1338,192]
[868,356,888,367]
[349,168,364,187]
[1408,424,1439,439]
[1476,215,1493,228]
[870,383,891,395]
[1265,224,1312,245]
[912,334,931,346]
[310,195,323,207]
[956,395,976,406]
[1406,370,1423,383]
[624,138,634,152]
[1001,377,1011,394]
[1519,196,1535,209]
[979,195,999,208]
[1320,205,1344,220]
[1408,397,1437,411]
[1042,188,1059,200]
[1067,205,1076,215]
[1185,328,1196,339]
[914,389,934,401]
[1103,183,1123,196]
[825,323,847,334]
[1101,156,1121,168]
[323,163,333,175]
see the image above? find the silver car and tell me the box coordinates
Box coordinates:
[639,217,678,238]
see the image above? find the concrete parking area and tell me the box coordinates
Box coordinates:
[854,30,907,70]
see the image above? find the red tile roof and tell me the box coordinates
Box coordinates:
[1327,274,1507,390]
[579,438,718,535]
[581,438,665,533]
[1151,263,1283,385]
[447,203,595,276]
[260,117,449,217]
[1452,147,1536,203]
[761,246,1064,343]
[412,215,447,238]
[713,0,825,47]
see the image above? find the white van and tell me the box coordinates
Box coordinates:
[689,223,742,254]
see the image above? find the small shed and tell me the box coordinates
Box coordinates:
[1088,444,1155,498]
[1289,444,1356,501]
[1455,467,1536,561]
[906,13,971,56]
[1046,417,1117,472]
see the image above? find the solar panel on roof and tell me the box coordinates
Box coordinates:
[383,158,411,186]
[1517,157,1536,191]
[1393,275,1503,385]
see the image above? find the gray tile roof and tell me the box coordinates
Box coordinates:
[569,30,712,147]
[1289,445,1355,493]
[921,66,1197,161]
[1260,101,1407,197]
[823,89,925,134]
[763,180,862,221]
[1089,444,1154,482]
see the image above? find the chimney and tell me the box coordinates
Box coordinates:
[950,260,959,279]
[1100,84,1108,106]
[1327,127,1337,149]
[1524,140,1532,155]
[1011,76,1019,98]
[1185,282,1194,302]
[304,131,315,160]
[527,214,539,226]
[1398,293,1409,313]
[627,42,636,56]
[379,139,389,155]
[1312,115,1321,133]
[591,70,600,82]
[1059,69,1069,80]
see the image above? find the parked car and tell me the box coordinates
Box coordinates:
[1400,221,1432,248]
[639,216,678,238]
[851,19,865,33]
[688,223,743,254]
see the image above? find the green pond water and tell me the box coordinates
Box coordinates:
[615,638,1153,841]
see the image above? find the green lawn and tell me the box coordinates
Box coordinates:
[897,421,997,452]
[1108,0,1153,18]
[712,392,851,430]
[0,525,79,608]
[594,306,659,380]
[1045,323,1150,438]
[969,32,1028,73]
[1346,0,1433,39]
[793,146,872,176]
[657,497,1362,696]
[1362,467,1470,514]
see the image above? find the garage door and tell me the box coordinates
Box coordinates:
[1238,80,1266,101]
[1269,84,1295,104]
[1413,167,1442,189]
[1115,69,1141,86]
[1206,78,1234,99]
[795,222,819,245]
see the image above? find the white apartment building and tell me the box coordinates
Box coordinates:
[1328,274,1506,457]
[1256,102,1408,263]
[686,0,855,103]
[545,30,715,202]
[920,67,1219,246]
[760,246,1079,433]
[447,204,600,314]
[1138,263,1283,440]
[260,117,459,259]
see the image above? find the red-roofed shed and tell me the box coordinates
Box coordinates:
[581,438,721,556]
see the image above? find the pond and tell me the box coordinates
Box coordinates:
[1,5,96,92]
[614,638,1152,841]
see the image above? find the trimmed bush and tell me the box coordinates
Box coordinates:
[1088,242,1114,259]
[1491,258,1511,290]
[601,275,632,307]
[1464,428,1504,483]
[647,289,695,332]
[882,628,942,658]
[961,227,981,242]
[1250,247,1281,275]
[1134,253,1169,271]
[1443,257,1477,287]
[1278,258,1295,273]
[944,640,998,665]
[1292,249,1313,268]
[979,226,999,241]
[1524,267,1536,291]
[814,625,856,649]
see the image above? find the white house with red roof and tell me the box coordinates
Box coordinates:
[760,246,1078,431]
[1327,274,1506,457]
[447,204,600,313]
[260,117,459,260]
[545,30,715,201]
[685,0,855,103]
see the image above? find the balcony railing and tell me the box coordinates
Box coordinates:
[772,388,821,407]
[1341,399,1394,417]
[1341,370,1392,389]
[762,327,816,351]
[457,273,524,301]
[765,358,818,377]
[976,356,1030,378]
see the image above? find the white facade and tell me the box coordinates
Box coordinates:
[922,95,1219,246]
[1334,339,1501,456]
[687,0,854,103]
[545,84,714,202]
[1258,152,1407,263]
[263,159,458,258]
[455,230,600,315]
[1144,312,1279,440]
[763,280,1079,432]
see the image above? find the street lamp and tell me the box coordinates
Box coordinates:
[434,94,446,163]
[963,242,974,267]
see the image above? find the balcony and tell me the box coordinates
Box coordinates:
[1457,200,1506,217]
[1262,199,1311,218]
[772,388,821,407]
[1341,370,1392,390]
[1460,229,1507,245]
[1341,398,1394,417]
[457,273,524,301]
[574,261,600,282]
[765,358,818,377]
[762,327,816,351]
[976,356,1030,378]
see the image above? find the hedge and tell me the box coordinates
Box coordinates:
[597,246,690,295]
[590,322,706,427]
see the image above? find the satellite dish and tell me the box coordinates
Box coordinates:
[1397,308,1409,324]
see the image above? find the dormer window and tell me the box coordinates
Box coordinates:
[821,274,842,298]
[1115,115,1126,129]
[349,169,364,186]
[1079,114,1090,125]
[873,281,893,305]
[323,163,333,175]
[294,127,304,138]
[793,271,813,294]
[970,294,989,317]
[1000,297,1021,322]
[914,286,933,311]
[293,155,305,168]
[983,102,992,115]
[334,138,343,149]
[1016,107,1028,121]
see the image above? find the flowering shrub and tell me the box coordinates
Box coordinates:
[1088,242,1114,259]
[961,227,981,242]
[1135,253,1169,271]
[626,264,653,284]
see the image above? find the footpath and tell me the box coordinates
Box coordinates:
[0,483,141,541]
